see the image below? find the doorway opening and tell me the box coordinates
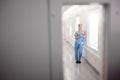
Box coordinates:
[62,4,106,80]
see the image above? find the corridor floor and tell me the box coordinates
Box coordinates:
[63,40,99,80]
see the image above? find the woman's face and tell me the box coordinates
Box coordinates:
[78,24,82,30]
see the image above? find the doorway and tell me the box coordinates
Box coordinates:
[62,4,105,80]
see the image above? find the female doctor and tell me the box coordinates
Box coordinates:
[74,24,87,63]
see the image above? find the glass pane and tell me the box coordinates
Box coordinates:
[88,11,99,50]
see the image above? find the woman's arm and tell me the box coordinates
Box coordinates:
[75,34,87,40]
[81,34,87,38]
[74,35,81,40]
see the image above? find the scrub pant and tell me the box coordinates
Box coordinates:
[74,39,84,61]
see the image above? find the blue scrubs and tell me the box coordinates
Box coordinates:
[74,30,86,61]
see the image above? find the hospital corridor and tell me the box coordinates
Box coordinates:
[0,0,120,80]
[62,5,105,80]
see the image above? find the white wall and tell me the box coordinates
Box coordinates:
[0,0,50,80]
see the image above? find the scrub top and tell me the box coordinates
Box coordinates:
[74,30,87,45]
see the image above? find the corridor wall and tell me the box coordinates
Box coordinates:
[0,0,50,80]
